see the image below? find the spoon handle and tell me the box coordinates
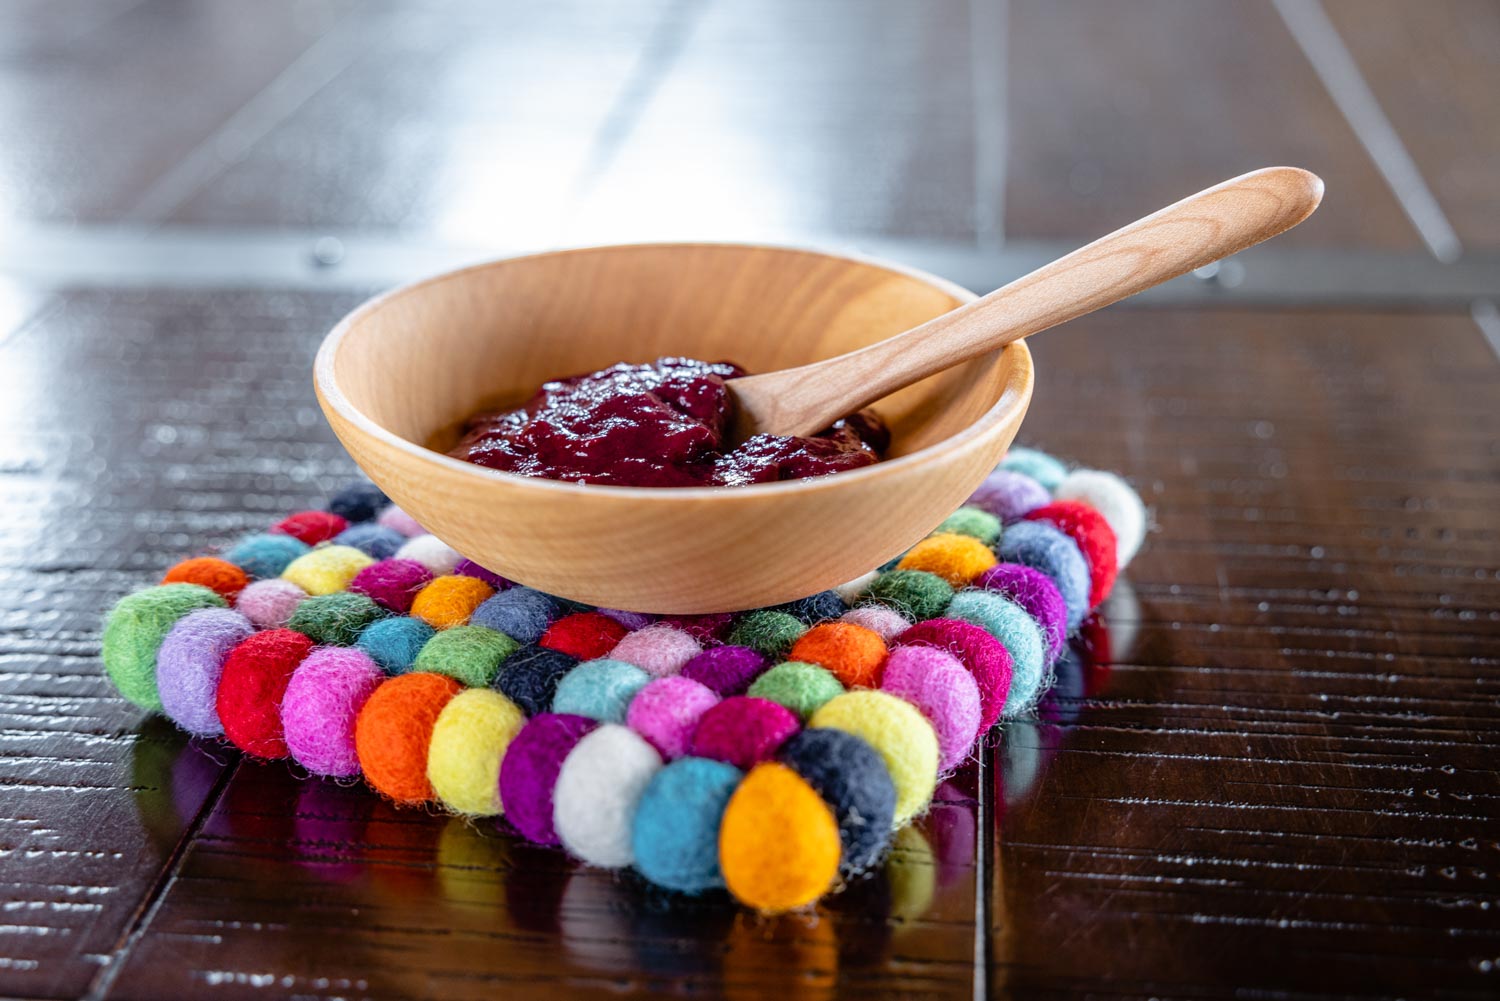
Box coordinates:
[737,166,1323,438]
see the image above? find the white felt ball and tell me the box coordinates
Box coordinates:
[394,534,462,576]
[1055,469,1148,568]
[553,723,663,867]
[832,570,879,605]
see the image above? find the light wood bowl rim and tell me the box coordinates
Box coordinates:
[314,240,1033,502]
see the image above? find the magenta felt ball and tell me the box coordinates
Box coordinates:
[235,578,307,629]
[376,505,426,537]
[608,625,702,678]
[838,605,911,642]
[975,562,1068,664]
[280,647,385,777]
[966,470,1050,522]
[498,713,597,846]
[156,608,255,736]
[894,618,1014,732]
[679,645,768,696]
[626,676,721,759]
[348,558,434,614]
[689,696,799,770]
[880,645,983,772]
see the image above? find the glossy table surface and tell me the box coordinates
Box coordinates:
[0,2,1496,999]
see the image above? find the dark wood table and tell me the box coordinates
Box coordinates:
[0,2,1495,998]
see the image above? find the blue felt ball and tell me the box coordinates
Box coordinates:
[492,644,578,716]
[551,659,650,722]
[996,520,1090,630]
[333,523,406,560]
[945,590,1047,716]
[327,480,389,522]
[470,587,561,645]
[999,447,1068,491]
[774,590,848,625]
[224,533,310,579]
[778,728,896,874]
[632,756,743,893]
[355,615,436,673]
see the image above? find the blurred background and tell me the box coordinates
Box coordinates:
[0,3,1497,999]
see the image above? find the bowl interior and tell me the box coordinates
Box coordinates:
[328,243,1009,466]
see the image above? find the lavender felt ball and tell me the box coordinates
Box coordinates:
[156,608,255,735]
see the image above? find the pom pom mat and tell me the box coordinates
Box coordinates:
[99,446,1148,913]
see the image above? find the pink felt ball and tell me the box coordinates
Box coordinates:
[348,558,434,614]
[894,618,1014,733]
[625,676,721,759]
[838,605,911,642]
[235,578,308,629]
[608,624,703,678]
[280,647,385,777]
[376,505,426,537]
[879,645,982,772]
[689,696,800,770]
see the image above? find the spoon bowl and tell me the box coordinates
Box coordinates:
[315,243,1032,613]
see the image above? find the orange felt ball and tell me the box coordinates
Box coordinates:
[354,672,463,805]
[161,557,250,601]
[788,622,887,689]
[897,532,998,587]
[719,762,841,912]
[410,575,495,629]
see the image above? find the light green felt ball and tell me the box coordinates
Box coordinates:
[412,624,519,687]
[936,507,1002,545]
[747,661,846,719]
[102,584,227,710]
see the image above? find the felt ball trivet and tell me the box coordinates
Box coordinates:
[98,445,1149,913]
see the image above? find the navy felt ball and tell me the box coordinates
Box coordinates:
[779,728,897,874]
[327,481,390,523]
[492,644,579,716]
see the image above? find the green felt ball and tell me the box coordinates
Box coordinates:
[860,570,955,621]
[287,592,387,646]
[102,584,227,710]
[412,624,518,687]
[748,661,846,719]
[936,507,1002,545]
[728,610,807,660]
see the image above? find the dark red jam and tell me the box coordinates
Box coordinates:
[448,357,889,487]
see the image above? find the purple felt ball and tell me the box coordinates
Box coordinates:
[454,558,515,590]
[838,605,911,642]
[597,608,657,631]
[689,696,799,770]
[498,713,597,846]
[880,645,983,772]
[280,647,384,777]
[156,608,255,735]
[626,676,721,759]
[679,645,768,696]
[376,505,426,538]
[975,562,1069,664]
[608,624,703,678]
[348,558,433,614]
[966,470,1050,522]
[235,578,307,629]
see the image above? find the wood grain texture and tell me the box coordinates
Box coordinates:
[316,243,1032,612]
[1005,0,1423,249]
[733,168,1323,437]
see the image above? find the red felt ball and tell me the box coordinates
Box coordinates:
[216,628,315,758]
[539,612,629,660]
[271,510,349,546]
[161,556,249,601]
[1024,500,1119,608]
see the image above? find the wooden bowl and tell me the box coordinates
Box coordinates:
[314,243,1033,613]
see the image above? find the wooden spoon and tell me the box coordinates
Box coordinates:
[729,166,1323,441]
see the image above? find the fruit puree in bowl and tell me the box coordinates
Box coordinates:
[449,357,889,487]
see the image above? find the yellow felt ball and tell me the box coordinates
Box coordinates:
[410,574,494,629]
[280,545,375,596]
[719,762,841,913]
[897,532,998,587]
[427,688,526,816]
[809,690,938,826]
